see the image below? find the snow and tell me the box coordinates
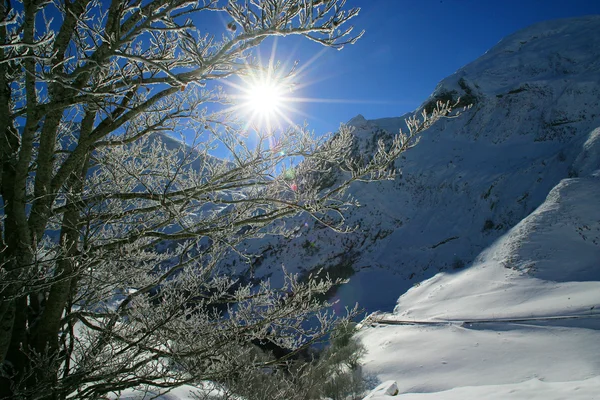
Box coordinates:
[109,382,234,399]
[358,180,600,397]
[359,319,600,395]
[392,175,600,321]
[112,385,204,400]
[358,147,600,398]
[353,16,600,399]
[363,377,600,400]
[363,381,399,398]
[358,164,600,398]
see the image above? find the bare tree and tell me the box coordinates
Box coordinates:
[0,0,458,398]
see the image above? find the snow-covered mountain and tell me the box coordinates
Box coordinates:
[354,16,600,400]
[238,15,600,317]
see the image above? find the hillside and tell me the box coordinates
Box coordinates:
[235,16,600,317]
[355,16,600,400]
[359,172,600,399]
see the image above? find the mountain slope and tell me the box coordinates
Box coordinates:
[355,16,600,399]
[390,173,600,321]
[237,16,600,317]
[358,171,600,398]
[108,16,600,400]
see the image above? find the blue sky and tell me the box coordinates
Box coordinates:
[240,0,599,136]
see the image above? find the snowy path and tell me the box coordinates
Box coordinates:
[365,312,600,327]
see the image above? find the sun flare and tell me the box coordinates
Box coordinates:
[236,70,293,131]
[221,37,385,136]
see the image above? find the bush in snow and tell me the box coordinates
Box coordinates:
[212,322,369,400]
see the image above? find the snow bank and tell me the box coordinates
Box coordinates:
[363,376,600,400]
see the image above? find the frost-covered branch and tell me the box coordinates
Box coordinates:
[0,1,458,399]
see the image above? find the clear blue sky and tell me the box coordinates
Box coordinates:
[247,0,600,135]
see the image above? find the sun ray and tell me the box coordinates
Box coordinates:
[223,37,415,144]
[286,97,409,105]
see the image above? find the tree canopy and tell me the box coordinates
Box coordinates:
[0,1,457,398]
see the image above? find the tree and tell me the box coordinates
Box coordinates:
[0,0,457,398]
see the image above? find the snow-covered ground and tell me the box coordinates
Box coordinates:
[364,377,600,400]
[110,382,235,400]
[358,132,600,398]
[355,16,600,399]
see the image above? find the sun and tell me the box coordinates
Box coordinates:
[246,80,284,117]
[223,39,382,136]
[238,70,292,131]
